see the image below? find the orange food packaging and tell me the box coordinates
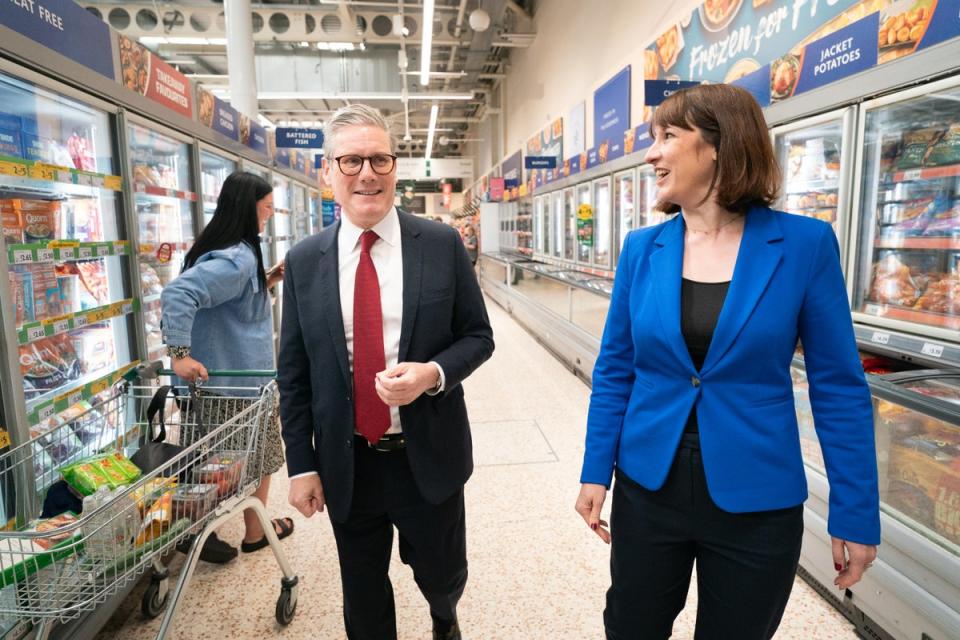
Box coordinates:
[135,491,174,545]
[4,199,59,242]
[1,200,22,244]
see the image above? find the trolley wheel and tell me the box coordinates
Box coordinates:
[142,580,169,619]
[275,588,297,625]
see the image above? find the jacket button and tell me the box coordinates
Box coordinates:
[346,439,353,448]
[691,376,700,388]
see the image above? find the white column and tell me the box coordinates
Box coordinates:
[224,0,258,117]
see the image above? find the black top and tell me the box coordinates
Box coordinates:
[681,278,731,433]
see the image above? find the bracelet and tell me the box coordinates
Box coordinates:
[167,345,191,359]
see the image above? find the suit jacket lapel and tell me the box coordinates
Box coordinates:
[700,206,783,374]
[397,211,422,363]
[649,215,695,371]
[316,221,352,390]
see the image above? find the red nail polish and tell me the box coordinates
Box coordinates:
[591,523,598,531]
[834,563,842,571]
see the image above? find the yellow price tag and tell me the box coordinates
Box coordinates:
[48,240,80,248]
[89,379,108,395]
[104,175,123,191]
[0,159,28,178]
[30,163,57,182]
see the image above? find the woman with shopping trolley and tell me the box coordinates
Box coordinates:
[161,170,295,563]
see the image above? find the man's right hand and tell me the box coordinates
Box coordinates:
[289,474,325,518]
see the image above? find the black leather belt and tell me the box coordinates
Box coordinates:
[356,433,406,452]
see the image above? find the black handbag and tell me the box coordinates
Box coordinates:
[130,385,188,475]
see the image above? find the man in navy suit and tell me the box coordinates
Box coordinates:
[278,104,494,640]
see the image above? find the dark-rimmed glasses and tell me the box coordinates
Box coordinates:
[334,154,397,176]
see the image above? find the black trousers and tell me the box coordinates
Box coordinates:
[605,433,804,640]
[330,440,467,640]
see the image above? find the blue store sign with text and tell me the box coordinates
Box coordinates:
[1,0,114,78]
[644,80,701,106]
[211,98,239,141]
[502,150,522,187]
[793,13,878,96]
[525,156,557,169]
[276,128,324,149]
[731,64,771,107]
[594,66,631,147]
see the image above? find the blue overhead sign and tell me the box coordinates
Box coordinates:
[644,80,701,106]
[792,13,878,96]
[275,128,324,149]
[0,0,114,78]
[594,66,631,145]
[525,156,557,169]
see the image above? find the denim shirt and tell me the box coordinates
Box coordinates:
[161,242,274,390]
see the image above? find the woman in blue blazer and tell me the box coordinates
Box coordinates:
[575,85,880,639]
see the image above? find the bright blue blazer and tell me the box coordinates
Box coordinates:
[581,206,881,545]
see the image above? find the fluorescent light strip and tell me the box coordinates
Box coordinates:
[425,104,439,161]
[213,91,473,101]
[420,0,435,85]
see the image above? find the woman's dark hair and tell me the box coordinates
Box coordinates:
[183,171,271,288]
[649,84,781,214]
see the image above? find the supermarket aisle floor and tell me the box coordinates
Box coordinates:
[95,296,859,640]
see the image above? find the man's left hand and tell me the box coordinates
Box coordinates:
[375,362,439,406]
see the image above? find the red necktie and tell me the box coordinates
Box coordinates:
[353,230,391,444]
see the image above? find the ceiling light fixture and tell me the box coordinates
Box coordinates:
[209,90,474,101]
[425,103,438,161]
[420,0,435,85]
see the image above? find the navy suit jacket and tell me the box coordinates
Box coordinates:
[581,206,881,545]
[278,211,494,523]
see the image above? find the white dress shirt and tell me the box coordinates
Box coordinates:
[289,208,444,480]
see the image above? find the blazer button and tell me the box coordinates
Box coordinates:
[346,439,353,448]
[691,376,701,388]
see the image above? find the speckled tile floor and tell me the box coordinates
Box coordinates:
[92,296,859,640]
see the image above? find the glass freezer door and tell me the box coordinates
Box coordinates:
[593,177,612,270]
[292,183,308,245]
[550,190,564,260]
[534,195,545,255]
[242,162,274,267]
[576,183,592,264]
[199,149,237,227]
[0,70,135,448]
[309,190,320,234]
[127,121,196,365]
[272,175,292,264]
[773,109,852,241]
[614,169,635,262]
[852,81,960,335]
[636,165,668,229]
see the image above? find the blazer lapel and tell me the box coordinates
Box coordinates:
[649,215,695,371]
[397,211,422,363]
[316,221,352,390]
[700,206,783,374]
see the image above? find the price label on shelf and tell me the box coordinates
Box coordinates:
[121,302,133,315]
[89,379,108,395]
[76,173,92,186]
[0,160,28,178]
[12,249,32,264]
[36,248,54,262]
[902,169,922,181]
[52,318,69,334]
[921,342,944,358]
[114,242,129,255]
[863,304,882,315]
[104,175,122,191]
[91,175,105,188]
[26,325,46,341]
[30,164,56,182]
[58,246,75,260]
[67,390,83,407]
[74,314,88,328]
[77,246,93,260]
[871,331,890,345]
[57,169,73,183]
[37,404,55,422]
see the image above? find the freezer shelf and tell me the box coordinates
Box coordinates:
[774,118,844,233]
[853,85,960,334]
[0,71,133,426]
[199,150,237,226]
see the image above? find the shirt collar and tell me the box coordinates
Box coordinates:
[340,206,400,251]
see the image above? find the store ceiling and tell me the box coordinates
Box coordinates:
[80,0,537,158]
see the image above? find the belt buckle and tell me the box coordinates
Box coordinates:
[372,435,404,452]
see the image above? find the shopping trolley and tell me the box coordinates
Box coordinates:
[0,362,299,639]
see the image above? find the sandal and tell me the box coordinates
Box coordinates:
[241,517,295,553]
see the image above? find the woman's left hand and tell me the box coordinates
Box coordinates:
[832,537,877,589]
[267,261,285,288]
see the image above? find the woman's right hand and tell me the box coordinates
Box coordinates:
[172,355,208,383]
[576,483,610,544]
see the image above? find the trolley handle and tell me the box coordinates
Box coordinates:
[125,362,276,381]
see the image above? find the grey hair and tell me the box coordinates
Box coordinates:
[322,104,397,160]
